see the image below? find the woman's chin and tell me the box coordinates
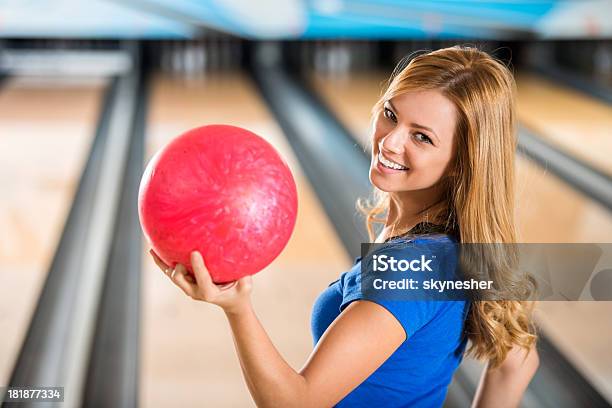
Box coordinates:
[369,170,396,192]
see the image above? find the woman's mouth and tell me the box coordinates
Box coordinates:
[377,152,409,172]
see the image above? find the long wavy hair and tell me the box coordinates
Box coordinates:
[358,45,536,367]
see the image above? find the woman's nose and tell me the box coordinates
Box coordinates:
[381,131,406,154]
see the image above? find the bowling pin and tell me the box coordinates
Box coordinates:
[184,43,193,77]
[171,41,181,75]
[220,38,229,72]
[328,42,336,77]
[197,42,206,74]
[314,41,322,74]
[339,42,350,78]
[161,41,171,73]
[328,42,335,77]
[210,38,219,73]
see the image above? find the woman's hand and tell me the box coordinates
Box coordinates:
[149,249,253,315]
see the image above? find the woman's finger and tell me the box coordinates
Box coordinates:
[149,249,170,273]
[236,275,253,292]
[172,264,197,298]
[190,251,217,297]
[217,281,237,290]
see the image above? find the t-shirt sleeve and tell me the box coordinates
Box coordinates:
[340,279,440,338]
[338,241,448,338]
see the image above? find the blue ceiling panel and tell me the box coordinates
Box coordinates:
[0,0,609,39]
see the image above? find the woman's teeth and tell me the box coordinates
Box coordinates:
[378,152,408,170]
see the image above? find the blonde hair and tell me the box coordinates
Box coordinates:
[358,45,536,367]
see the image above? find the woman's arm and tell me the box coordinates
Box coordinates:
[471,345,540,408]
[152,250,406,408]
[225,298,405,407]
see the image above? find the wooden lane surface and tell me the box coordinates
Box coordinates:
[310,71,612,402]
[516,72,612,177]
[141,72,349,407]
[311,71,387,149]
[0,76,106,385]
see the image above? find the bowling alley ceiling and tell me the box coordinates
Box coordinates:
[0,0,610,39]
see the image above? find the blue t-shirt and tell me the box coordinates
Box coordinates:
[311,235,470,408]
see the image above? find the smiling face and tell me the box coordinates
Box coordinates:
[369,89,458,201]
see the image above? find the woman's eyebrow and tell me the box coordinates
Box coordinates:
[387,100,441,145]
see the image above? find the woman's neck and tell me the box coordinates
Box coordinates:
[376,191,447,243]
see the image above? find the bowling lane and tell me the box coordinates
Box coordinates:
[142,72,349,407]
[311,71,389,148]
[516,72,612,176]
[310,71,612,401]
[0,76,106,385]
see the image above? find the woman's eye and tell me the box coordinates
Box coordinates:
[383,108,397,123]
[415,132,433,145]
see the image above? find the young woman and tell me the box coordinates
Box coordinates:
[151,46,540,407]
